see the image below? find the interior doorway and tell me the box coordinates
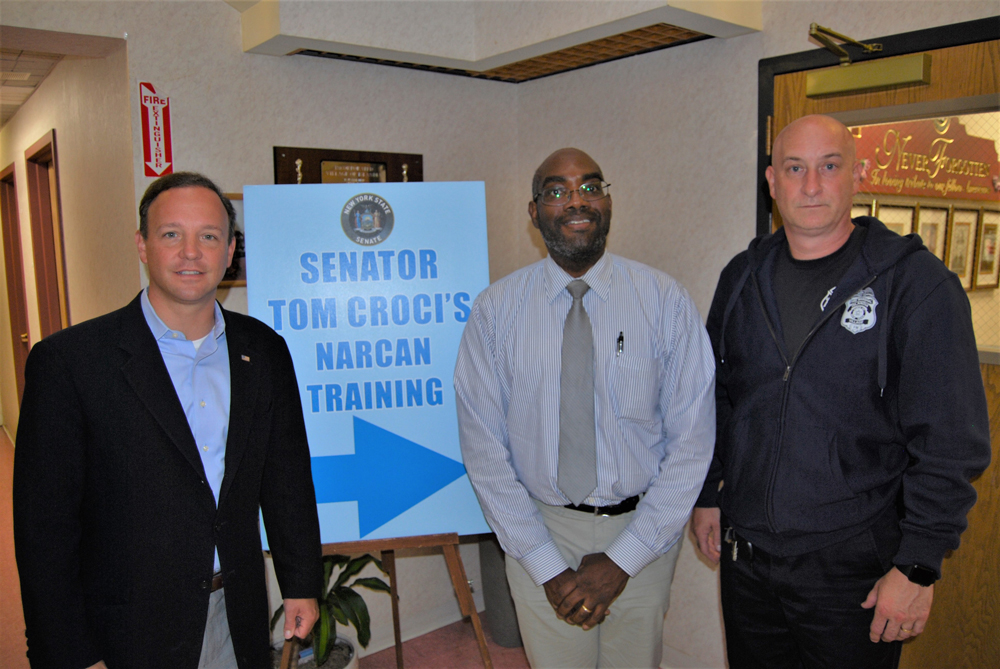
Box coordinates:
[24,129,68,338]
[0,165,29,406]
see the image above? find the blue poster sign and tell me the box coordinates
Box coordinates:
[244,183,491,543]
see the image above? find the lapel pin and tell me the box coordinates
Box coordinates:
[241,355,250,362]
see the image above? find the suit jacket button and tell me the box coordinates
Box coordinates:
[200,580,209,590]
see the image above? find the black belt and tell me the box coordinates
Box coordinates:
[565,495,640,516]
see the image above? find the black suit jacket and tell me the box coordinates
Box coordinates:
[13,294,322,669]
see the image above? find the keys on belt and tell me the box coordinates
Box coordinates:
[723,527,753,561]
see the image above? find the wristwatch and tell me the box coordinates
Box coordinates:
[896,564,938,586]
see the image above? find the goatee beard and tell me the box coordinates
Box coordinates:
[540,213,609,275]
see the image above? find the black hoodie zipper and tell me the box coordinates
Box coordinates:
[750,270,878,532]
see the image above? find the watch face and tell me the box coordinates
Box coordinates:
[899,564,937,586]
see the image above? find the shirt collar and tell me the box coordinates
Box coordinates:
[544,251,613,304]
[140,288,226,342]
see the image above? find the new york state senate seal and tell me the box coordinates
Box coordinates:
[341,193,394,246]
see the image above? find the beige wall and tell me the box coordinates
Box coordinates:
[1,1,997,666]
[0,40,136,436]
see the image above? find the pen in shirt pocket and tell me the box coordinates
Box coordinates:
[616,332,624,356]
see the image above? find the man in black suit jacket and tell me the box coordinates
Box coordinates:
[13,173,322,669]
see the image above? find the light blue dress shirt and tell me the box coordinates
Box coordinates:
[141,289,230,572]
[455,253,715,586]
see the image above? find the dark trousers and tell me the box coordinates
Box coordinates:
[720,516,903,669]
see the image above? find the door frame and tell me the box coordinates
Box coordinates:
[756,16,1000,237]
[0,163,29,405]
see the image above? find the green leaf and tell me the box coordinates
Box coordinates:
[332,554,377,588]
[325,554,352,570]
[330,602,351,627]
[322,560,335,594]
[352,577,391,593]
[270,604,285,633]
[315,604,332,666]
[337,586,372,648]
[327,595,349,626]
[370,556,387,574]
[334,586,364,633]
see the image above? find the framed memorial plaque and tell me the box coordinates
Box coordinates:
[915,207,948,262]
[274,147,422,185]
[947,209,980,291]
[974,210,999,290]
[321,161,387,183]
[875,204,914,237]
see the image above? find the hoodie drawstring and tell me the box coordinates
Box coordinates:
[877,265,895,397]
[718,263,753,364]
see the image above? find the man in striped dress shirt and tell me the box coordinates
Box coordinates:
[455,148,716,668]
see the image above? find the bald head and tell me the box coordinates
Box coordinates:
[528,147,612,277]
[765,114,864,259]
[772,115,856,168]
[532,148,603,199]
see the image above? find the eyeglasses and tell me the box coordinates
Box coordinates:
[534,181,611,206]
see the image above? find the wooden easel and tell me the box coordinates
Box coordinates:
[280,533,493,669]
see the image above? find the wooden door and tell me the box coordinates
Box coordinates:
[0,165,29,405]
[905,362,999,668]
[24,130,68,337]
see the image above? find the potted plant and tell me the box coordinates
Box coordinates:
[272,553,391,667]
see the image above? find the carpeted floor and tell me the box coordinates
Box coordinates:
[359,619,530,669]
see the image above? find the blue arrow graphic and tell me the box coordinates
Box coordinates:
[310,416,468,537]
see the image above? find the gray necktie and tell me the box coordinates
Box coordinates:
[557,279,597,505]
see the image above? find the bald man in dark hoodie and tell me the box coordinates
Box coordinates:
[693,115,990,669]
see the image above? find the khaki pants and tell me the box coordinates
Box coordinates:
[505,501,681,669]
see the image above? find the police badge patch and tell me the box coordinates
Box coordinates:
[341,193,394,246]
[841,287,879,334]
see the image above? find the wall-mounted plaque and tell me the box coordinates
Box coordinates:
[274,147,422,185]
[851,203,872,219]
[974,210,999,289]
[853,116,1000,203]
[875,204,914,237]
[947,208,980,291]
[916,206,949,261]
[321,160,387,184]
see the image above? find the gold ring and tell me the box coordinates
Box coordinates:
[900,628,912,633]
[580,605,592,614]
